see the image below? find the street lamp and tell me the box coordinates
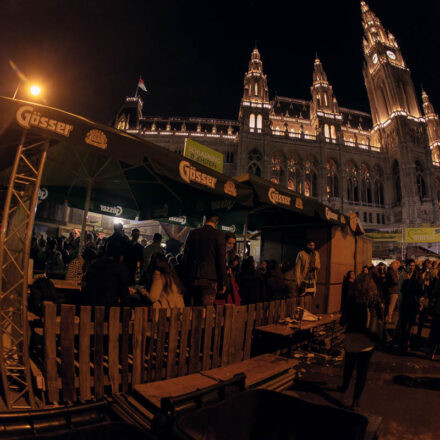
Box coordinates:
[30,85,41,96]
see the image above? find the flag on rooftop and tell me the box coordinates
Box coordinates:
[137,77,147,92]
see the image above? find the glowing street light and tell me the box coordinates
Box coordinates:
[30,85,41,96]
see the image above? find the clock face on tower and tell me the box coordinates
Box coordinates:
[372,54,378,64]
[386,50,397,60]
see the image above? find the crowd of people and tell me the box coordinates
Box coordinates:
[341,259,440,359]
[30,213,322,315]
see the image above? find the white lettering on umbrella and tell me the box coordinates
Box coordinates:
[100,205,123,216]
[16,105,74,137]
[179,160,217,189]
[268,187,291,206]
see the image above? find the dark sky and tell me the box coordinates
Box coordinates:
[0,0,438,123]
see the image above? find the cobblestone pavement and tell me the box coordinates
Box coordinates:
[285,349,440,439]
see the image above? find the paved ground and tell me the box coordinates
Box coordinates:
[285,349,440,439]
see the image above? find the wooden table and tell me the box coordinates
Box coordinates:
[255,313,341,354]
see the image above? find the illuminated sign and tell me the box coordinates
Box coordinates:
[179,160,217,189]
[325,207,339,222]
[268,188,291,206]
[16,105,74,137]
[184,138,223,173]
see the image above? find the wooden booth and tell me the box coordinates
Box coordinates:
[236,174,372,315]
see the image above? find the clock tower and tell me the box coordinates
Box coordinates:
[361,1,422,126]
[361,1,433,226]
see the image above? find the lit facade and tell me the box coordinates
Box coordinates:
[115,1,440,232]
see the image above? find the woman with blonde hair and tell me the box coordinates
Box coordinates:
[140,253,184,312]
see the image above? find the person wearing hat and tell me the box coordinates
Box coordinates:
[183,211,227,306]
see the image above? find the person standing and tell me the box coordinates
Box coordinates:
[125,228,144,285]
[385,260,400,322]
[416,259,433,345]
[338,271,379,411]
[397,259,422,353]
[183,211,226,306]
[295,240,320,311]
[340,270,356,323]
[143,233,164,274]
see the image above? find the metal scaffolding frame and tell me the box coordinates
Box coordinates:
[0,129,48,409]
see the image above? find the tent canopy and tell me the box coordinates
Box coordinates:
[0,97,253,220]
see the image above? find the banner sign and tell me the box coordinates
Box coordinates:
[405,228,440,243]
[184,138,224,173]
[364,231,402,242]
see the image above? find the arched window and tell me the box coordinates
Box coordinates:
[248,149,262,177]
[360,164,372,204]
[346,162,359,203]
[374,181,384,206]
[304,160,317,198]
[324,124,330,140]
[327,160,339,198]
[256,114,263,131]
[287,154,302,193]
[271,152,284,185]
[324,93,328,106]
[331,125,336,142]
[392,160,402,203]
[415,161,427,200]
[254,82,258,96]
[249,114,255,129]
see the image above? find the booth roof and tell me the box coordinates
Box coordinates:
[0,97,253,220]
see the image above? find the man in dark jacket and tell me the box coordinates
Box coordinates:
[397,259,422,353]
[83,239,130,308]
[183,212,227,306]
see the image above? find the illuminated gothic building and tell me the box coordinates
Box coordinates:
[115,1,440,231]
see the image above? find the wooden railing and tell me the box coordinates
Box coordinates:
[36,299,299,404]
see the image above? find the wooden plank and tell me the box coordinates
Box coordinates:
[140,308,149,383]
[188,307,204,374]
[228,306,247,364]
[262,302,270,325]
[93,306,105,400]
[221,305,234,366]
[60,304,76,402]
[108,307,120,395]
[243,304,255,360]
[132,307,144,386]
[44,302,59,403]
[268,301,276,324]
[154,308,168,381]
[146,308,158,382]
[202,306,215,370]
[211,305,223,368]
[120,307,130,392]
[202,353,299,388]
[279,300,286,320]
[274,300,281,322]
[79,306,92,401]
[166,308,181,379]
[134,374,217,411]
[177,307,191,377]
[255,302,264,327]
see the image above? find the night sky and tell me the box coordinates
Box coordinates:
[0,0,438,124]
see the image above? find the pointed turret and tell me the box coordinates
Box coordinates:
[310,56,341,142]
[422,89,436,118]
[310,57,338,113]
[239,48,270,133]
[421,89,440,163]
[242,47,269,103]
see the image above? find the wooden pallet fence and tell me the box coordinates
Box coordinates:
[38,300,294,404]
